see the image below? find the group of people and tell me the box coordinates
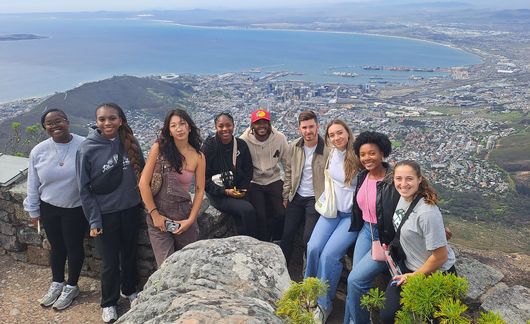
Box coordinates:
[24,104,455,323]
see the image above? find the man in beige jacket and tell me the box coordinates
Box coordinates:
[280,110,330,266]
[240,109,290,242]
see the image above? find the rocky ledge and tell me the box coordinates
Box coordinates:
[117,236,290,323]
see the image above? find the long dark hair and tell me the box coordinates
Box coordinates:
[96,103,144,178]
[325,119,360,185]
[394,160,438,205]
[158,109,202,173]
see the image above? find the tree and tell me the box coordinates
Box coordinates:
[4,122,45,157]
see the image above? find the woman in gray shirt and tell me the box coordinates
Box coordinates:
[24,109,87,311]
[380,160,456,323]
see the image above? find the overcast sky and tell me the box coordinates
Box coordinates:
[0,0,346,13]
[0,0,528,13]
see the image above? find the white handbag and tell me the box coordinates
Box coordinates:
[315,150,337,218]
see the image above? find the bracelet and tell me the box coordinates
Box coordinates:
[148,208,158,216]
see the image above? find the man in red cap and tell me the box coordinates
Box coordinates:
[240,109,290,242]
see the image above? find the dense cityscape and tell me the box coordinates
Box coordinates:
[0,5,528,200]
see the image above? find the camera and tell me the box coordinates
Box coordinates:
[165,220,181,232]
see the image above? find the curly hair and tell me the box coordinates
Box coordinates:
[41,108,68,129]
[96,103,144,179]
[353,131,392,158]
[157,109,202,172]
[394,160,438,205]
[325,119,360,185]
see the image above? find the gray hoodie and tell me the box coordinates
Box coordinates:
[76,128,143,230]
[240,126,290,198]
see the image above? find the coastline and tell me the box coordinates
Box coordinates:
[0,17,483,104]
[149,19,482,62]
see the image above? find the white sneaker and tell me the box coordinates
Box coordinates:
[52,285,80,310]
[120,291,138,303]
[39,282,65,307]
[312,305,331,324]
[101,306,118,323]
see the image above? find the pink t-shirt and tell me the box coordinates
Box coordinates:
[356,177,379,224]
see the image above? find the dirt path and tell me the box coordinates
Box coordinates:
[0,253,131,324]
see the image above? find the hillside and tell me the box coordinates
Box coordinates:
[0,75,194,151]
[489,130,530,193]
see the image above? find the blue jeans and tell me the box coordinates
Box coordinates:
[344,222,387,324]
[305,211,358,313]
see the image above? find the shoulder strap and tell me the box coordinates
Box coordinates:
[232,138,238,167]
[325,148,334,170]
[116,143,124,167]
[394,194,423,241]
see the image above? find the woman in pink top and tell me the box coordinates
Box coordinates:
[344,131,393,324]
[139,109,206,267]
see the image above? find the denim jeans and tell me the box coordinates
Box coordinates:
[305,211,358,313]
[344,222,387,324]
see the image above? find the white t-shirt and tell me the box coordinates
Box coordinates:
[297,145,316,197]
[328,149,356,212]
[392,197,456,272]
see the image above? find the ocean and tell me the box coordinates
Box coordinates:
[0,14,481,103]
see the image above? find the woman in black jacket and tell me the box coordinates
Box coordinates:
[201,112,257,238]
[344,131,393,324]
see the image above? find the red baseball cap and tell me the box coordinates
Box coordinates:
[251,109,270,123]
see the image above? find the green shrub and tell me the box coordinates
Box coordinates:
[477,311,507,324]
[434,298,470,324]
[275,277,328,324]
[396,272,468,324]
[360,287,386,323]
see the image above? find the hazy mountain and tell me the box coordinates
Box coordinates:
[0,75,193,150]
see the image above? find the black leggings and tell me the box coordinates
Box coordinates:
[380,263,457,324]
[40,201,88,286]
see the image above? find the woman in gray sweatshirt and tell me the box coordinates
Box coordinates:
[76,103,144,323]
[24,109,87,311]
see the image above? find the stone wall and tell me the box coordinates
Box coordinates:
[0,178,241,287]
[0,179,156,286]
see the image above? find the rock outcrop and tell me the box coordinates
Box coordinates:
[197,204,238,239]
[455,256,504,299]
[117,236,290,323]
[481,285,530,323]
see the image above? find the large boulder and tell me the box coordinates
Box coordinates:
[117,236,290,323]
[455,256,504,299]
[481,285,530,324]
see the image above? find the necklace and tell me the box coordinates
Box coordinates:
[52,140,72,166]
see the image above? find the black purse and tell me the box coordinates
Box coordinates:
[89,149,124,195]
[389,194,422,262]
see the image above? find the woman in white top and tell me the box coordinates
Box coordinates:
[305,119,360,323]
[380,159,456,323]
[23,109,87,311]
